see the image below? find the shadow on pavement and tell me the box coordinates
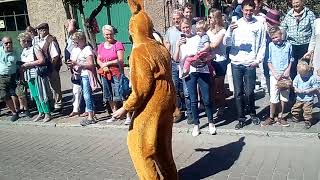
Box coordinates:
[178,137,245,180]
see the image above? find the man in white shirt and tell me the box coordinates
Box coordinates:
[35,23,63,111]
[224,0,266,129]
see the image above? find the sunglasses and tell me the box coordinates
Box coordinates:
[4,41,12,45]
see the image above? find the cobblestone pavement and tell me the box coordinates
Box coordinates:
[1,68,320,136]
[0,125,319,180]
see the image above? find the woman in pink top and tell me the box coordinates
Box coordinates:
[97,25,125,122]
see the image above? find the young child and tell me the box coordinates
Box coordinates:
[262,26,293,127]
[291,61,318,129]
[181,20,213,78]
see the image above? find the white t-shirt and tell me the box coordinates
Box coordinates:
[21,47,34,63]
[71,46,93,76]
[180,35,210,76]
[207,29,227,62]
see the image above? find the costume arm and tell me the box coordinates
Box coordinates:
[123,50,154,112]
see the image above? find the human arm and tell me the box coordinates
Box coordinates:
[105,49,124,66]
[173,37,185,61]
[251,25,267,68]
[210,29,225,49]
[293,76,303,93]
[198,41,210,53]
[223,22,237,46]
[304,76,319,94]
[268,63,280,80]
[22,46,45,69]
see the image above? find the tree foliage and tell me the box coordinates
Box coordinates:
[266,0,320,17]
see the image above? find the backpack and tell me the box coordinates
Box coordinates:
[42,35,62,71]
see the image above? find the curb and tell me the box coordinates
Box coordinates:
[0,120,318,139]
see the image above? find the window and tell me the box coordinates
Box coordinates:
[0,0,29,32]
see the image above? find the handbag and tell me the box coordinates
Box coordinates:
[117,60,131,100]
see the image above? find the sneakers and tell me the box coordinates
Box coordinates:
[304,121,312,129]
[235,121,245,130]
[124,117,131,125]
[250,115,261,125]
[106,117,116,123]
[186,114,193,124]
[24,110,32,118]
[80,119,97,126]
[10,113,19,122]
[208,123,216,135]
[277,118,290,127]
[192,125,200,136]
[261,117,275,126]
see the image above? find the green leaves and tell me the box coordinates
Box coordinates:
[266,0,320,17]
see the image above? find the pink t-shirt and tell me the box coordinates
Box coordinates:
[97,41,125,79]
[97,41,124,62]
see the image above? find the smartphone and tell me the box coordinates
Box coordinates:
[231,16,238,23]
[180,34,186,38]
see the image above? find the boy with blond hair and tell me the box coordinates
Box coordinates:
[291,61,318,129]
[262,26,293,127]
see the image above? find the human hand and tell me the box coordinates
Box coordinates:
[177,37,186,47]
[303,51,313,59]
[230,22,238,31]
[283,69,290,78]
[112,107,127,119]
[249,62,259,68]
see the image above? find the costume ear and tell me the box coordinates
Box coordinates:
[128,0,144,14]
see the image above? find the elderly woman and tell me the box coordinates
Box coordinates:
[68,31,98,126]
[18,32,51,122]
[97,25,126,123]
[281,0,316,79]
[174,18,215,137]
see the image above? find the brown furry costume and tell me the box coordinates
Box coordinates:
[123,0,178,179]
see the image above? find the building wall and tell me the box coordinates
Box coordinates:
[145,0,170,35]
[26,0,67,50]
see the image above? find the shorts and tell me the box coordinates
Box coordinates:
[0,74,17,101]
[270,75,289,104]
[211,60,228,77]
[16,81,28,97]
[101,75,122,102]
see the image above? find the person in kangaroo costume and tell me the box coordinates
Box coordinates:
[112,0,178,179]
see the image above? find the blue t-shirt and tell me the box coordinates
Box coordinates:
[293,74,318,102]
[268,41,294,75]
[197,34,210,51]
[164,26,182,57]
[0,47,19,75]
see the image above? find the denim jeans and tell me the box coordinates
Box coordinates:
[172,61,192,116]
[81,75,94,112]
[185,72,213,125]
[101,75,122,102]
[172,62,184,109]
[231,64,256,121]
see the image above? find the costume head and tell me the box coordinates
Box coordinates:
[128,0,154,44]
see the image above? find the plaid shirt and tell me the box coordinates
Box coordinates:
[281,7,315,46]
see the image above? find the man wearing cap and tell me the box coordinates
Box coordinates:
[0,36,20,122]
[35,23,63,111]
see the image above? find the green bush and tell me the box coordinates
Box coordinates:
[266,0,320,17]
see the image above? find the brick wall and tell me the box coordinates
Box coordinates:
[26,0,67,51]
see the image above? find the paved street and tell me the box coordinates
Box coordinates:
[0,125,319,180]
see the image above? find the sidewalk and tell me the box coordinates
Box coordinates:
[0,67,319,138]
